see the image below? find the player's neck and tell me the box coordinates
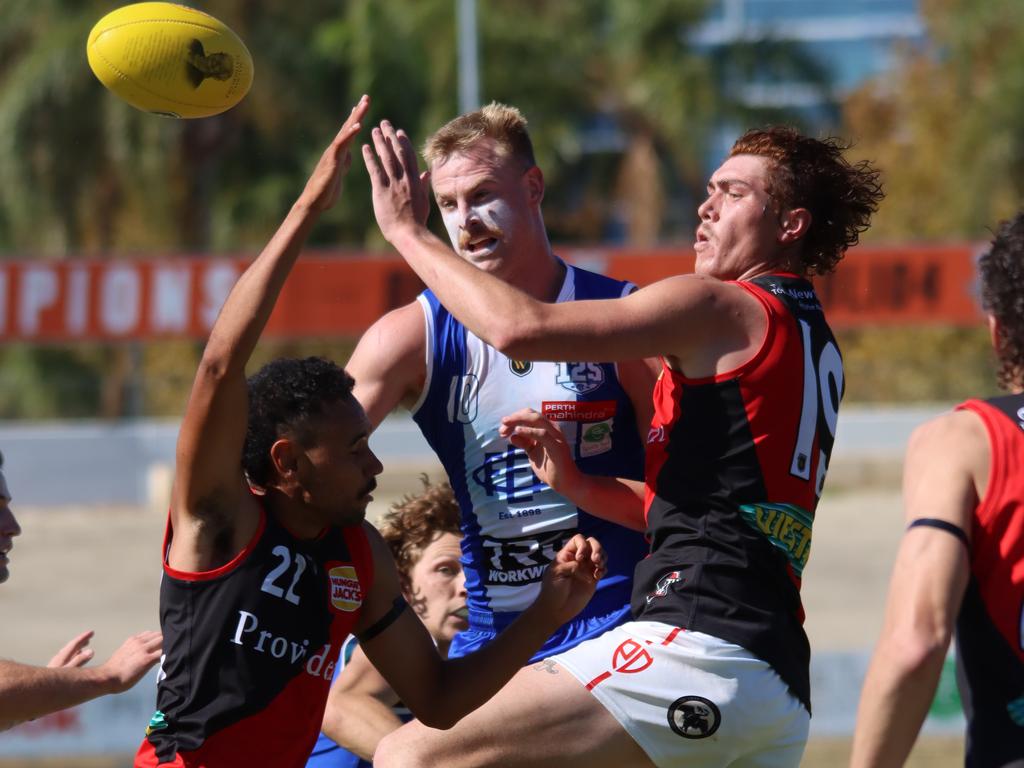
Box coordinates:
[264,491,329,540]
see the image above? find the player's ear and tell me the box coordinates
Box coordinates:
[777,207,811,244]
[269,439,299,483]
[524,165,544,206]
[989,314,1002,355]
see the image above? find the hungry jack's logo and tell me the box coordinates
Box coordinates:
[328,565,362,612]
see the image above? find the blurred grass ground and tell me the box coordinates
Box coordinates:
[0,737,966,767]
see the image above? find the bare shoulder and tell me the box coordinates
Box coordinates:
[347,301,426,425]
[352,301,426,361]
[907,409,988,463]
[903,409,989,524]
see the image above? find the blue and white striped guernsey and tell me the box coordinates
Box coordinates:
[412,263,649,662]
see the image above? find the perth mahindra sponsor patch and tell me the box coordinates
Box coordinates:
[328,564,363,612]
[542,400,617,422]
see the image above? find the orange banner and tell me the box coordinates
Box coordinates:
[0,244,983,342]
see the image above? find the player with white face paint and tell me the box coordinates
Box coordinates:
[347,103,657,665]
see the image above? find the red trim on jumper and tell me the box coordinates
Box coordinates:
[162,504,267,583]
[671,280,776,386]
[338,522,375,605]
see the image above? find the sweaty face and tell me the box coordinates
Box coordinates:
[405,532,468,648]
[430,138,535,273]
[694,154,783,281]
[0,481,21,585]
[297,399,384,529]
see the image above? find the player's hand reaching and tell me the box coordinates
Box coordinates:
[299,95,371,213]
[499,408,582,497]
[363,120,431,242]
[98,630,163,694]
[47,630,96,669]
[533,534,606,626]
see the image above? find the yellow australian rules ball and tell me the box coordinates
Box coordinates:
[87,2,254,119]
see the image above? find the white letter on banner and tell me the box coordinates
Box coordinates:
[152,265,191,332]
[66,267,89,335]
[0,269,7,334]
[18,267,59,335]
[100,266,141,335]
[200,263,237,330]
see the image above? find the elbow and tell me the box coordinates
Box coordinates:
[489,315,546,360]
[412,707,459,731]
[406,695,461,730]
[883,624,952,679]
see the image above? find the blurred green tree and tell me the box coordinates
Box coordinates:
[843,0,1024,241]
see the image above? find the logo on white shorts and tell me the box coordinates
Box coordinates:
[667,696,721,739]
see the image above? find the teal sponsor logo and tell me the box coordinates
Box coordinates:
[146,710,169,736]
[739,503,813,576]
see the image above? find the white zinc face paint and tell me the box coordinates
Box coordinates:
[442,197,517,262]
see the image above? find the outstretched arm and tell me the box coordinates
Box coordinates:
[0,630,162,731]
[362,121,747,366]
[357,524,605,730]
[321,643,403,760]
[850,411,986,767]
[501,409,647,531]
[169,97,370,572]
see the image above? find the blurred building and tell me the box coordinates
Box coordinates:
[691,0,926,165]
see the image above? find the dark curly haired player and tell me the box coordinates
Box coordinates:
[364,121,883,767]
[133,96,607,768]
[853,214,1024,768]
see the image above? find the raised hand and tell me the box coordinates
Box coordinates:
[534,534,606,625]
[99,630,163,694]
[362,120,431,242]
[47,630,96,669]
[299,95,371,213]
[499,408,581,496]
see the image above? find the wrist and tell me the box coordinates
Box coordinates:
[89,663,121,695]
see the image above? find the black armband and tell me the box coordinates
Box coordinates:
[907,517,970,549]
[357,596,408,643]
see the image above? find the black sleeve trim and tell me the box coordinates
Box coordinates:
[907,517,970,549]
[357,596,408,643]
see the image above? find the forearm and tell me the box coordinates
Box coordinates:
[850,636,948,767]
[568,475,646,531]
[411,603,560,729]
[203,200,319,370]
[389,226,541,352]
[0,660,115,730]
[323,695,403,760]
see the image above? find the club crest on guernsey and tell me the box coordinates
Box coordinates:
[646,570,684,604]
[509,359,533,376]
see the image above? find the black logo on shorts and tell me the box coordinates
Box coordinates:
[509,359,532,377]
[667,696,721,739]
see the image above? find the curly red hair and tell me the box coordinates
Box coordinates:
[729,127,883,275]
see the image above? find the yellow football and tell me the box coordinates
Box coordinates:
[86,2,254,119]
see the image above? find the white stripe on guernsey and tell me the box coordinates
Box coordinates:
[410,293,436,416]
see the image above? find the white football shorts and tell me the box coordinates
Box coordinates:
[554,621,810,768]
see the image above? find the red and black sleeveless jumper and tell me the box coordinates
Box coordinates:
[633,274,842,713]
[135,502,374,767]
[955,394,1024,767]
